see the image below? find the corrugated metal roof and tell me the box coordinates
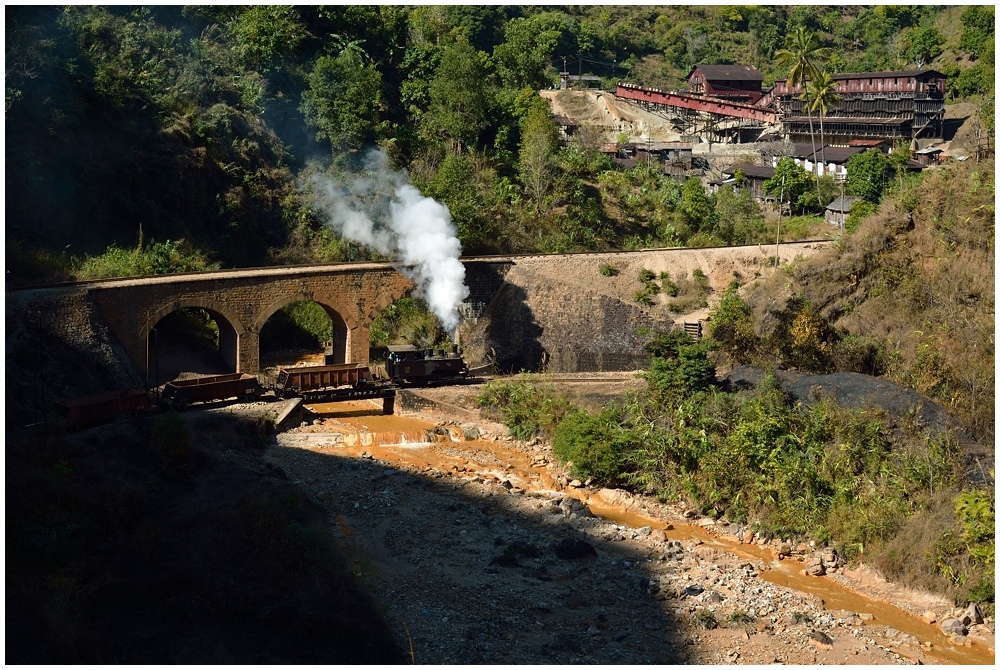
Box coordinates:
[687,64,763,81]
[825,195,863,212]
[789,142,821,158]
[814,146,868,163]
[721,164,775,180]
[776,69,945,84]
[646,142,693,151]
[828,69,945,81]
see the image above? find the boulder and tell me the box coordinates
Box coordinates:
[554,539,598,560]
[460,423,481,440]
[804,555,826,576]
[961,602,984,626]
[939,618,967,637]
[808,630,834,650]
[684,584,704,596]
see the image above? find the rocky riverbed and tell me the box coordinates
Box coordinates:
[248,392,994,666]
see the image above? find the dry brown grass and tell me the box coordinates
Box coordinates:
[743,158,995,442]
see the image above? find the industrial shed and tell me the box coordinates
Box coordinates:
[687,64,764,104]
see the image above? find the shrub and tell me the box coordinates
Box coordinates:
[477,379,575,440]
[707,282,757,364]
[639,268,657,283]
[634,289,656,306]
[75,239,218,280]
[599,262,619,277]
[152,412,196,461]
[695,609,719,629]
[642,330,717,402]
[660,271,679,297]
[729,610,754,625]
[955,489,995,570]
[551,408,627,484]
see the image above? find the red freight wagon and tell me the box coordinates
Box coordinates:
[161,373,263,408]
[54,388,152,428]
[274,363,374,398]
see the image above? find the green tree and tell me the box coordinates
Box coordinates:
[301,52,383,152]
[707,282,757,364]
[518,104,560,213]
[959,6,995,61]
[765,157,814,214]
[805,70,841,180]
[228,5,308,72]
[775,27,831,179]
[846,149,889,203]
[493,14,564,89]
[642,330,717,404]
[901,25,943,68]
[679,177,713,235]
[427,39,492,154]
[714,185,765,245]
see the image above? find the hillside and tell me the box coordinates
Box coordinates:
[731,157,994,444]
[5,6,995,280]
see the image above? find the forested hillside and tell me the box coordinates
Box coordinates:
[5,5,995,284]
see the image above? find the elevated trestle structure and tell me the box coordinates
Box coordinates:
[615,83,778,142]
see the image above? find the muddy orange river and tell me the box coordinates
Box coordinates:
[295,400,993,665]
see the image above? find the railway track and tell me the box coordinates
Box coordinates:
[7,240,834,292]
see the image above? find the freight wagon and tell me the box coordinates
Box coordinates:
[161,373,263,408]
[274,362,376,398]
[54,388,152,428]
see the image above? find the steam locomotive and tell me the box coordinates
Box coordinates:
[384,344,469,386]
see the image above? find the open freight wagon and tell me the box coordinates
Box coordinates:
[274,362,375,397]
[54,388,152,428]
[161,373,263,408]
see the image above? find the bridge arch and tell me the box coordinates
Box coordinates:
[143,298,243,377]
[255,292,357,365]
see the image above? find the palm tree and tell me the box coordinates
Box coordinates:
[775,28,831,180]
[806,71,841,183]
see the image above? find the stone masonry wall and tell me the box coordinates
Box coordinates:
[459,242,828,373]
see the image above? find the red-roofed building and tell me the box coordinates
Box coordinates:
[687,64,764,104]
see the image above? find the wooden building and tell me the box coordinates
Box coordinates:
[824,195,863,228]
[687,64,764,104]
[714,164,776,200]
[773,69,946,143]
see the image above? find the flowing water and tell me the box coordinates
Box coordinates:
[288,399,993,665]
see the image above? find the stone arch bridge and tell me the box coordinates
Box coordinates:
[10,263,414,383]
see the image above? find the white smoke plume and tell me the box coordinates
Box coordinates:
[305,149,470,333]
